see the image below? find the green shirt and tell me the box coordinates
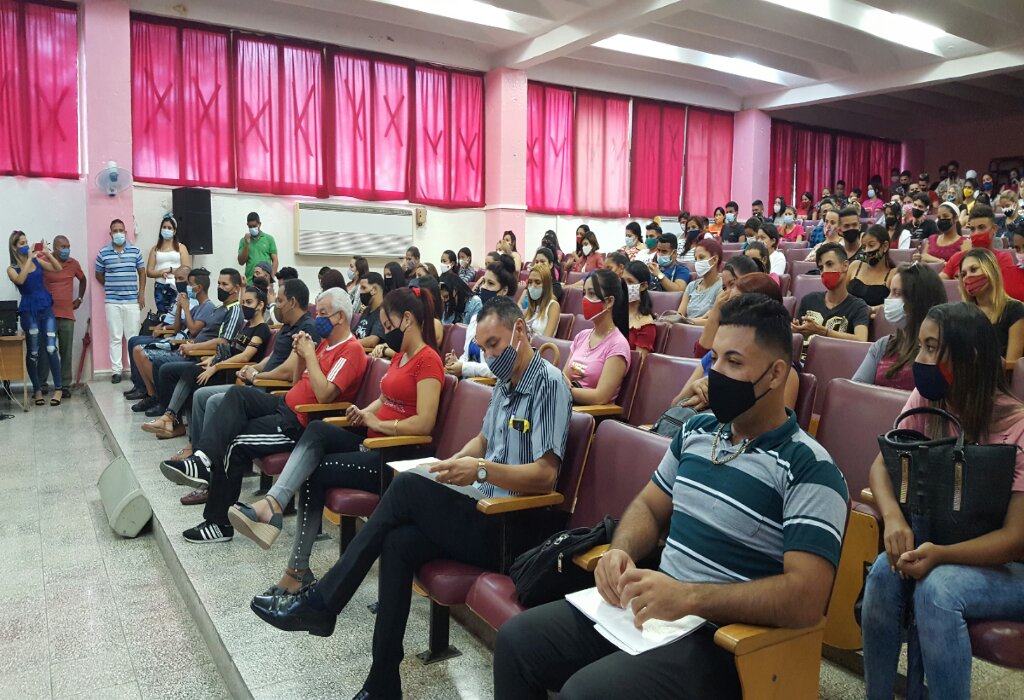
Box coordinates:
[238,232,277,280]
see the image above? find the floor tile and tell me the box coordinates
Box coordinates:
[50,647,138,698]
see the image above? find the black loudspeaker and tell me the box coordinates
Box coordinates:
[172,187,213,255]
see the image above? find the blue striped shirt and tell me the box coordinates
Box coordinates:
[477,351,573,498]
[652,411,848,584]
[95,243,144,303]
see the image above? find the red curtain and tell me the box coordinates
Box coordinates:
[131,20,234,187]
[834,134,871,192]
[412,66,449,205]
[234,36,324,197]
[769,121,795,204]
[629,101,662,217]
[332,53,373,199]
[683,108,733,216]
[0,1,78,178]
[574,92,629,217]
[527,83,574,215]
[795,128,832,203]
[869,139,900,187]
[449,72,483,207]
[372,60,410,200]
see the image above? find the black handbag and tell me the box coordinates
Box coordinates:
[651,405,697,438]
[509,516,617,607]
[877,407,1017,545]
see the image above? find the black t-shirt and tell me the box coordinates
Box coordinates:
[265,314,319,372]
[797,292,870,337]
[995,299,1024,358]
[721,221,745,243]
[906,217,938,242]
[219,322,271,363]
[354,305,385,342]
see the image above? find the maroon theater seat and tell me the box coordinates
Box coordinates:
[1012,357,1024,402]
[440,324,467,358]
[649,291,683,317]
[791,260,817,277]
[782,296,797,318]
[869,314,898,343]
[626,353,700,427]
[572,314,594,336]
[662,323,703,358]
[785,247,813,266]
[780,240,809,251]
[803,335,873,415]
[652,322,672,354]
[566,271,586,285]
[555,313,574,339]
[468,420,671,631]
[531,335,572,369]
[968,621,1024,669]
[791,274,826,311]
[944,278,961,303]
[888,249,915,264]
[777,273,791,297]
[561,287,583,315]
[794,372,817,432]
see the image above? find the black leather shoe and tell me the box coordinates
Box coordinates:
[124,388,146,400]
[250,589,335,637]
[111,374,122,384]
[131,395,158,412]
[145,403,167,418]
[352,690,401,700]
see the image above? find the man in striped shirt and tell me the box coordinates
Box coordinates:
[94,219,145,382]
[495,294,849,700]
[250,296,573,699]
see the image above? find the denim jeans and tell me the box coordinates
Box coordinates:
[862,552,1024,700]
[20,307,61,392]
[190,384,230,445]
[127,335,155,390]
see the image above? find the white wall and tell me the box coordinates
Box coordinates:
[522,213,681,259]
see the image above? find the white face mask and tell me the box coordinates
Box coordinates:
[581,244,593,256]
[345,268,355,281]
[694,259,712,278]
[773,203,781,214]
[459,258,469,268]
[440,263,451,273]
[883,297,906,326]
[627,283,641,303]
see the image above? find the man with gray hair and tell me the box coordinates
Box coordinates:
[161,287,369,544]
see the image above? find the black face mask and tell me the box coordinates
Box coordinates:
[383,277,395,292]
[359,291,373,307]
[175,281,189,293]
[241,305,257,322]
[865,249,884,266]
[384,318,406,353]
[842,229,861,244]
[217,288,230,303]
[936,218,954,232]
[885,216,898,228]
[707,363,774,424]
[911,208,925,219]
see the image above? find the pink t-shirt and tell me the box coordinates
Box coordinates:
[567,328,632,401]
[862,198,886,219]
[900,390,1024,492]
[781,223,805,242]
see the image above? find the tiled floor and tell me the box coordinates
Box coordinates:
[4,380,1023,699]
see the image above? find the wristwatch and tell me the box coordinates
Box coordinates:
[658,273,666,281]
[476,459,488,483]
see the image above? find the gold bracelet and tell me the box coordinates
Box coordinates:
[393,419,399,435]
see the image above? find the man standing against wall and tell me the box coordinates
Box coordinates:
[39,234,85,397]
[95,219,146,383]
[237,211,278,282]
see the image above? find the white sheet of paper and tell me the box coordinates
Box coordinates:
[565,587,705,655]
[387,457,440,473]
[386,457,484,501]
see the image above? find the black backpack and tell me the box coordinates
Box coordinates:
[509,516,617,607]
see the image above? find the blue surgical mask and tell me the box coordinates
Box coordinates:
[16,245,29,256]
[249,227,260,238]
[485,325,521,382]
[657,254,672,266]
[478,288,498,305]
[57,248,70,261]
[112,233,126,246]
[314,315,335,339]
[527,286,543,301]
[725,212,736,223]
[782,215,794,225]
[186,286,197,301]
[867,189,876,199]
[160,228,174,240]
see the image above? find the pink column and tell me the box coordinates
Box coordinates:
[82,0,134,374]
[730,109,771,212]
[483,68,527,250]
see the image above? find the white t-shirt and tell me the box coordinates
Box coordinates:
[769,250,787,276]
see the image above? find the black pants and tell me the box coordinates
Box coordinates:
[199,385,301,526]
[493,599,741,700]
[314,473,500,697]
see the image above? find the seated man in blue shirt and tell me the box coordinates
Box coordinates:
[250,296,574,700]
[494,294,849,700]
[647,232,691,292]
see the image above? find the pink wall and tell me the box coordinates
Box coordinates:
[730,109,771,212]
[921,113,1024,177]
[484,68,527,250]
[82,0,134,374]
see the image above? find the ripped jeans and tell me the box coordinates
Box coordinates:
[21,307,62,392]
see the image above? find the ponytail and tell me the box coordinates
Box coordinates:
[590,268,630,339]
[382,286,439,352]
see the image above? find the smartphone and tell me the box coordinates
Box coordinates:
[33,241,44,253]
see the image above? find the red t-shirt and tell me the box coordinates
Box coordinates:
[372,346,444,438]
[286,336,368,427]
[628,322,657,353]
[943,248,1024,301]
[43,257,85,320]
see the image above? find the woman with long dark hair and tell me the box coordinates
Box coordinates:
[623,261,655,357]
[439,271,481,325]
[563,268,630,406]
[146,216,191,315]
[862,301,1024,700]
[383,262,407,294]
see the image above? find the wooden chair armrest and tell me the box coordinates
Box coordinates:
[167,338,189,345]
[186,349,215,357]
[476,492,564,515]
[572,404,624,417]
[466,376,497,386]
[323,416,351,428]
[293,402,351,414]
[214,361,254,371]
[573,544,610,572]
[860,488,875,505]
[152,328,175,337]
[270,390,288,396]
[253,378,294,388]
[364,435,432,450]
[269,323,282,330]
[714,618,825,656]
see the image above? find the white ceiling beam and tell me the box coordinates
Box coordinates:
[495,0,707,69]
[745,45,1024,111]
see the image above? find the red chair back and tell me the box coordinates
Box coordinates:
[815,378,910,501]
[431,374,459,441]
[561,287,583,315]
[440,323,467,358]
[782,296,797,318]
[780,240,808,251]
[794,372,817,432]
[888,249,915,264]
[434,380,494,459]
[617,350,644,413]
[649,291,683,317]
[662,323,703,358]
[355,358,392,408]
[653,322,672,354]
[555,411,597,516]
[791,260,817,277]
[531,335,573,369]
[572,421,670,526]
[777,273,791,297]
[349,312,362,330]
[869,314,898,342]
[566,271,586,285]
[792,275,826,310]
[572,314,594,336]
[786,248,813,266]
[791,333,804,365]
[626,353,700,427]
[943,278,961,303]
[803,335,873,414]
[265,328,279,358]
[555,313,574,339]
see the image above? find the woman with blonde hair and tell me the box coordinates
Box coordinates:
[523,262,560,337]
[959,247,1024,368]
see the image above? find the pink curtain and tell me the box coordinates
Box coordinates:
[769,121,795,204]
[0,1,78,178]
[449,72,483,207]
[683,108,733,216]
[527,83,574,214]
[131,19,233,188]
[795,128,832,204]
[412,66,450,205]
[575,92,629,217]
[234,37,324,196]
[372,60,410,200]
[869,139,900,187]
[629,101,663,217]
[333,53,373,199]
[834,134,871,192]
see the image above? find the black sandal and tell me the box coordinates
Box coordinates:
[34,393,44,406]
[261,568,316,597]
[50,390,62,406]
